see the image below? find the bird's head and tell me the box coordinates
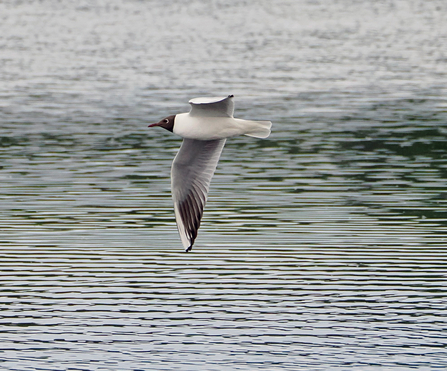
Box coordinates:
[148,115,175,132]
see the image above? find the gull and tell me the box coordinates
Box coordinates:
[149,95,272,252]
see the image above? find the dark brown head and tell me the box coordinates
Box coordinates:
[148,115,175,132]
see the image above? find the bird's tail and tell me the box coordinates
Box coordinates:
[236,119,272,139]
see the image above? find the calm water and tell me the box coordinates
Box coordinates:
[1,0,447,369]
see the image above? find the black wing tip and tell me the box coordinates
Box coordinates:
[184,245,193,253]
[228,94,234,98]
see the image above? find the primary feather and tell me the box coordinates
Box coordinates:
[171,138,226,251]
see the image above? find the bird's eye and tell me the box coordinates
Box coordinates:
[164,119,169,123]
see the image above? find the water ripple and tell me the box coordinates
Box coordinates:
[1,0,447,369]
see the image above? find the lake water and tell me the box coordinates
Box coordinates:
[1,0,447,369]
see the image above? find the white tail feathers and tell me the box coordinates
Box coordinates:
[236,119,272,139]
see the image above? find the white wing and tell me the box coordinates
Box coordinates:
[188,95,234,118]
[171,138,226,251]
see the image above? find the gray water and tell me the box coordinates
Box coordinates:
[1,0,447,370]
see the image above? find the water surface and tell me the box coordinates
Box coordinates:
[1,0,447,369]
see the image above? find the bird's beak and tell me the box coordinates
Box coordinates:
[148,123,159,127]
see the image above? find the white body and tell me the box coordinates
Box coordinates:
[173,113,271,140]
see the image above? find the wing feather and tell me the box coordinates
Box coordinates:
[171,138,226,251]
[188,95,234,118]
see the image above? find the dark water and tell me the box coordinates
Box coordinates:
[1,0,447,369]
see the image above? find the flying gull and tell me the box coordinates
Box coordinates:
[149,95,272,252]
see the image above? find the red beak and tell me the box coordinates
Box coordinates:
[148,123,159,127]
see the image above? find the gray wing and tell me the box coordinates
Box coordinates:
[188,95,234,118]
[171,138,226,251]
